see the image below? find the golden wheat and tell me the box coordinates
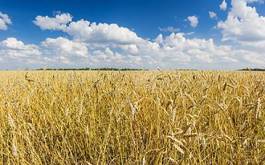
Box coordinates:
[0,71,264,164]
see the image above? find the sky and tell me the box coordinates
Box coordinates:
[0,0,265,70]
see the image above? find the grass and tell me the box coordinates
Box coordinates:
[0,71,264,164]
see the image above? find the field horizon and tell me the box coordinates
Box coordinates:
[1,67,265,72]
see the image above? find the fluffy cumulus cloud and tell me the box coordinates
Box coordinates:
[34,15,142,44]
[65,20,143,44]
[41,37,89,64]
[187,16,199,28]
[33,13,238,69]
[0,38,43,68]
[42,37,88,58]
[33,13,72,30]
[153,33,245,68]
[209,11,217,19]
[218,0,265,42]
[220,0,228,11]
[1,5,265,70]
[0,38,41,58]
[0,12,11,30]
[217,0,265,66]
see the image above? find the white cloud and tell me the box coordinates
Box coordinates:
[41,37,88,63]
[34,13,240,69]
[118,44,139,55]
[34,14,142,44]
[33,13,72,30]
[153,33,238,66]
[216,0,265,67]
[209,11,217,19]
[187,16,199,28]
[65,20,142,44]
[0,38,43,68]
[0,38,41,57]
[2,10,265,69]
[158,26,179,33]
[42,37,88,58]
[0,33,263,70]
[218,0,265,42]
[220,0,228,11]
[0,12,11,30]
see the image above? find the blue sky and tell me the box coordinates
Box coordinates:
[0,0,265,69]
[0,0,223,42]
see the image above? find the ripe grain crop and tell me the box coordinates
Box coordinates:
[0,71,264,164]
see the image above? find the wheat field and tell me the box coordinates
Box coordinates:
[0,71,264,164]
